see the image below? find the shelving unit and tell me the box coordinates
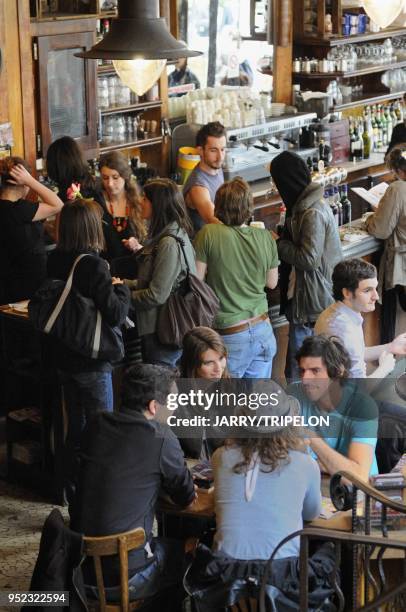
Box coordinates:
[100,135,163,154]
[295,27,406,47]
[96,14,165,161]
[100,101,162,117]
[332,90,405,111]
[293,59,406,80]
[0,308,64,504]
[293,2,406,119]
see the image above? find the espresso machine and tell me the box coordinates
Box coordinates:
[171,112,318,184]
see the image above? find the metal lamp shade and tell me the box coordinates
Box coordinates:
[76,0,202,60]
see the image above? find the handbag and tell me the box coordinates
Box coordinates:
[28,254,124,362]
[156,235,220,348]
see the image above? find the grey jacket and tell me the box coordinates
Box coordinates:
[278,183,343,324]
[366,180,406,291]
[127,222,196,336]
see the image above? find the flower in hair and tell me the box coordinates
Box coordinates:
[66,183,83,200]
[402,152,406,160]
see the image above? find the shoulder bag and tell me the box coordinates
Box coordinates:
[156,235,220,348]
[28,254,124,362]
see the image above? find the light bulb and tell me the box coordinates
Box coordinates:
[113,59,167,97]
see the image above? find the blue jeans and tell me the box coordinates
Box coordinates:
[285,323,315,383]
[222,319,276,378]
[59,370,113,495]
[85,538,186,609]
[142,333,182,367]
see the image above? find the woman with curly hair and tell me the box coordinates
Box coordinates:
[212,390,321,561]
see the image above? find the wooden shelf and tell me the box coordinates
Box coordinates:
[295,27,406,47]
[97,65,116,75]
[293,59,406,80]
[331,90,405,111]
[99,135,163,153]
[30,13,99,21]
[101,101,162,116]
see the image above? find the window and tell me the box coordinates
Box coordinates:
[171,0,273,91]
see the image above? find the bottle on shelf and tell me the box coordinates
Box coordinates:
[328,188,339,225]
[362,118,371,160]
[350,122,363,161]
[375,106,383,151]
[340,184,352,226]
[334,186,343,226]
[385,106,393,144]
[391,103,398,128]
[394,99,404,123]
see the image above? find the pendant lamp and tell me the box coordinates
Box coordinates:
[361,0,404,29]
[76,0,201,97]
[76,0,201,61]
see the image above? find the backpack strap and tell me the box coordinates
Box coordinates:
[159,233,191,275]
[44,254,90,333]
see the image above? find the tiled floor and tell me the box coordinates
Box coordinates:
[0,477,67,610]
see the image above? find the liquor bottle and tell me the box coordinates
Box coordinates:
[356,120,364,161]
[340,184,352,226]
[306,156,313,172]
[328,188,339,225]
[350,123,358,161]
[371,107,378,152]
[381,105,388,148]
[384,105,393,144]
[334,186,343,225]
[375,106,383,151]
[276,204,287,236]
[351,124,363,161]
[394,99,403,123]
[390,103,398,128]
[362,119,371,159]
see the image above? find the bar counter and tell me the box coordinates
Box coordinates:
[251,152,389,227]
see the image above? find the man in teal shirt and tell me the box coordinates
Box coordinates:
[289,335,378,479]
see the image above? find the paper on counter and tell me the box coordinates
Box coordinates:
[351,182,389,209]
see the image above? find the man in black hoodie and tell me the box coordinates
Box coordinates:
[270,151,343,380]
[71,363,196,609]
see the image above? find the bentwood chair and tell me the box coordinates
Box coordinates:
[83,527,146,612]
[258,470,406,612]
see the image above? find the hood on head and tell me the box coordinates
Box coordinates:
[270,151,311,213]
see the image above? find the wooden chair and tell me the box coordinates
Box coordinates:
[83,527,146,612]
[258,470,406,612]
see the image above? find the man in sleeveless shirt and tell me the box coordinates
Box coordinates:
[183,121,226,234]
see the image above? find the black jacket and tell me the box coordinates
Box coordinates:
[71,409,195,585]
[387,121,406,154]
[47,250,130,372]
[23,508,87,612]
